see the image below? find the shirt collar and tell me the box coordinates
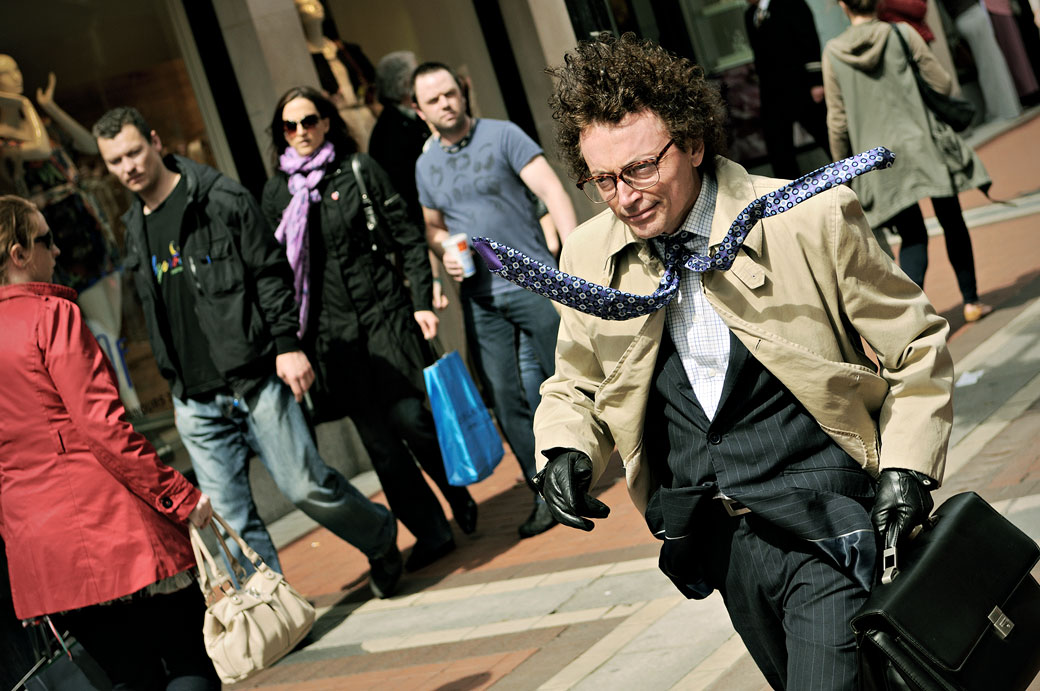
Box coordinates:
[678,170,717,239]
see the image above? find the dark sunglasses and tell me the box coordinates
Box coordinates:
[35,231,54,250]
[282,114,321,135]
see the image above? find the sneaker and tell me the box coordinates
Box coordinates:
[518,501,556,539]
[368,543,403,599]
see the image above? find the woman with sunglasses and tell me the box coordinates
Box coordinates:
[261,87,477,572]
[0,195,219,689]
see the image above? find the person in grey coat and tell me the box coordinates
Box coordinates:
[823,0,993,323]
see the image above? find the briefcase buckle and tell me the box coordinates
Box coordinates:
[988,606,1014,640]
[881,546,899,585]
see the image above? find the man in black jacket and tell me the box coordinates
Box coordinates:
[745,0,830,178]
[369,50,431,226]
[93,107,403,598]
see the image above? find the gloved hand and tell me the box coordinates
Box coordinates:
[531,450,610,531]
[871,468,935,551]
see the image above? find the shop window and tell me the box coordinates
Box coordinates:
[1,0,222,423]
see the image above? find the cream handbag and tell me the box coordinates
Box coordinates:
[189,513,316,684]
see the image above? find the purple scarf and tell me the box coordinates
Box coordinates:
[276,141,335,338]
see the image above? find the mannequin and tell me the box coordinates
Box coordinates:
[295,0,376,150]
[0,55,140,413]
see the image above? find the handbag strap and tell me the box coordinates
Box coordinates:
[350,154,379,232]
[190,523,231,605]
[889,23,926,85]
[189,512,274,604]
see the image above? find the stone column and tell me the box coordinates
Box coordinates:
[210,0,321,177]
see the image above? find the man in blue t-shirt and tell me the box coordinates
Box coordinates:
[413,62,577,538]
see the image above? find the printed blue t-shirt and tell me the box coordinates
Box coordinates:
[415,118,556,298]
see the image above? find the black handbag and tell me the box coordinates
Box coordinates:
[890,23,976,132]
[852,492,1040,690]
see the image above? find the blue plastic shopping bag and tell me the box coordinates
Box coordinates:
[424,351,504,486]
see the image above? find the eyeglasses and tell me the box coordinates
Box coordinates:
[577,139,675,203]
[35,231,54,250]
[282,114,321,136]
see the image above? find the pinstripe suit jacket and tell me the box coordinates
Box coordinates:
[534,156,953,514]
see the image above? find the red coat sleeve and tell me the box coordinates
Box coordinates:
[38,298,201,523]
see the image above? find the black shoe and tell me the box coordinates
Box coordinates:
[451,497,478,535]
[518,501,556,539]
[369,543,403,599]
[405,537,456,572]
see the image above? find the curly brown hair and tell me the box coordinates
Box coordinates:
[547,33,727,181]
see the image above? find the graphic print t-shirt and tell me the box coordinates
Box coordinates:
[415,118,555,298]
[144,178,225,396]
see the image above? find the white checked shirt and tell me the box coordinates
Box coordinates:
[651,172,730,420]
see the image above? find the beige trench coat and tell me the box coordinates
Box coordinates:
[534,157,953,514]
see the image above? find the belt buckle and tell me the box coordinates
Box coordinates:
[717,495,750,517]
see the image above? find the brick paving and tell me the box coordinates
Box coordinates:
[231,113,1040,690]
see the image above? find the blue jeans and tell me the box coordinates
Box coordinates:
[463,288,559,481]
[173,375,396,573]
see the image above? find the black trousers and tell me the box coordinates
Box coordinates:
[887,196,979,303]
[351,392,473,545]
[760,93,829,180]
[704,505,870,690]
[55,585,219,691]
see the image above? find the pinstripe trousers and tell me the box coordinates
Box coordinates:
[704,506,868,690]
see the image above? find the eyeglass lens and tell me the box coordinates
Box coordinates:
[580,140,673,203]
[283,114,320,134]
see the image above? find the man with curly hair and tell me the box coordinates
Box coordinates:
[530,35,952,688]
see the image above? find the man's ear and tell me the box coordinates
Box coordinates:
[414,105,429,124]
[150,130,163,152]
[690,140,706,168]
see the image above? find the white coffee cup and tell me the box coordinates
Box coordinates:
[441,233,476,278]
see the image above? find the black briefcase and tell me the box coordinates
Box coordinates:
[852,492,1040,691]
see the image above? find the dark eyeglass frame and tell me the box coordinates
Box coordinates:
[577,139,675,203]
[34,231,54,250]
[282,114,321,136]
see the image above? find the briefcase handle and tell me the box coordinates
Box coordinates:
[880,515,938,585]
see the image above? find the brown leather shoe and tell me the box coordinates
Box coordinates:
[963,302,993,323]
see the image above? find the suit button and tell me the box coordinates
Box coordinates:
[708,432,722,445]
[161,497,173,509]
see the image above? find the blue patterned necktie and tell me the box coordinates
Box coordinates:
[471,148,894,321]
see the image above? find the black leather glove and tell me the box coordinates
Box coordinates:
[531,450,610,531]
[871,468,935,551]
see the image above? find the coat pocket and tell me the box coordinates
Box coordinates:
[645,485,716,600]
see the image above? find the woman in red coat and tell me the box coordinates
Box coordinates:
[0,195,219,689]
